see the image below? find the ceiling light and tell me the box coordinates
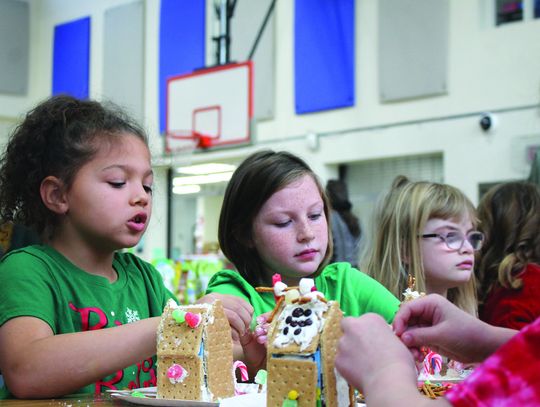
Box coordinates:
[176,163,236,175]
[173,185,201,195]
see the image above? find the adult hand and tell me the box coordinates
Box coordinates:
[336,314,417,392]
[394,294,514,363]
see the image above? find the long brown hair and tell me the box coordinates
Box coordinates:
[218,150,333,286]
[476,182,540,303]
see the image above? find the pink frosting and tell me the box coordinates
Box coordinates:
[167,363,188,384]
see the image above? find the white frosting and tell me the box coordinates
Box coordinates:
[417,367,473,381]
[200,383,213,402]
[334,368,350,407]
[273,300,328,351]
[304,291,324,301]
[402,287,422,302]
[168,300,211,311]
[207,307,215,325]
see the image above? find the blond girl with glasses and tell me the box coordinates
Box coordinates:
[363,176,482,316]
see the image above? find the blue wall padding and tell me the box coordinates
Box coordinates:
[52,16,90,99]
[294,0,355,114]
[159,0,206,134]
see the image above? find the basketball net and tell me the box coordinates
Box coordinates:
[164,131,216,159]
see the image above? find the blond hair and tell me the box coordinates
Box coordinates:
[363,176,478,315]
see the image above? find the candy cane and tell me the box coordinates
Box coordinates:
[423,351,443,375]
[430,353,443,375]
[233,360,249,395]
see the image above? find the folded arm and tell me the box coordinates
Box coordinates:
[0,316,160,399]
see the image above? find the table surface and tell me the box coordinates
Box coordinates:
[0,393,123,406]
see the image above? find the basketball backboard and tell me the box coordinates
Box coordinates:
[165,61,253,153]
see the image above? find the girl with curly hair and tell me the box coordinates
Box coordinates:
[477,181,540,329]
[0,95,176,398]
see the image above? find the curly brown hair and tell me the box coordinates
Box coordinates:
[476,181,540,303]
[0,95,148,238]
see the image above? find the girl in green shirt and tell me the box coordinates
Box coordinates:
[201,150,399,374]
[0,96,175,399]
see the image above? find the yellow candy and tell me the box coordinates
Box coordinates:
[288,390,299,400]
[285,289,300,304]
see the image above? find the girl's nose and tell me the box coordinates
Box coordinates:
[131,186,150,206]
[297,221,315,242]
[459,238,474,254]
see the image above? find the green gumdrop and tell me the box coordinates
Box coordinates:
[131,391,145,398]
[254,369,268,385]
[282,400,298,407]
[172,309,186,324]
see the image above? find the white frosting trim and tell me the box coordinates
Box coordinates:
[402,288,422,301]
[335,368,350,407]
[273,300,328,351]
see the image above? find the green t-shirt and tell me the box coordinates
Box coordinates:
[0,245,176,398]
[205,262,400,326]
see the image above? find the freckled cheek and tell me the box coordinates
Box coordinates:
[261,232,294,256]
[314,223,329,242]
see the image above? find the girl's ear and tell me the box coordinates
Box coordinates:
[40,176,69,215]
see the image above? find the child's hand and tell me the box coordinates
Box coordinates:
[253,312,272,345]
[197,293,253,341]
[238,327,267,376]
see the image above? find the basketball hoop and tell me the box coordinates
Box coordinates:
[165,62,253,151]
[195,133,214,149]
[164,130,199,157]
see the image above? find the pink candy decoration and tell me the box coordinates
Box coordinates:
[167,363,187,383]
[423,351,443,375]
[185,312,201,328]
[233,360,249,395]
[272,274,282,302]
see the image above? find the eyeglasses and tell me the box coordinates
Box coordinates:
[420,231,484,251]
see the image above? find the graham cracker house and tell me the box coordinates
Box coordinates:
[156,299,235,401]
[264,279,354,407]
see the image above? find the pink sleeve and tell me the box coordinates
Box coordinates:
[445,317,540,406]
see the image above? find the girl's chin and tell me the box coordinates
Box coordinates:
[445,275,474,288]
[276,269,318,284]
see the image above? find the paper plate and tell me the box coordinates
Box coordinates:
[109,387,218,407]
